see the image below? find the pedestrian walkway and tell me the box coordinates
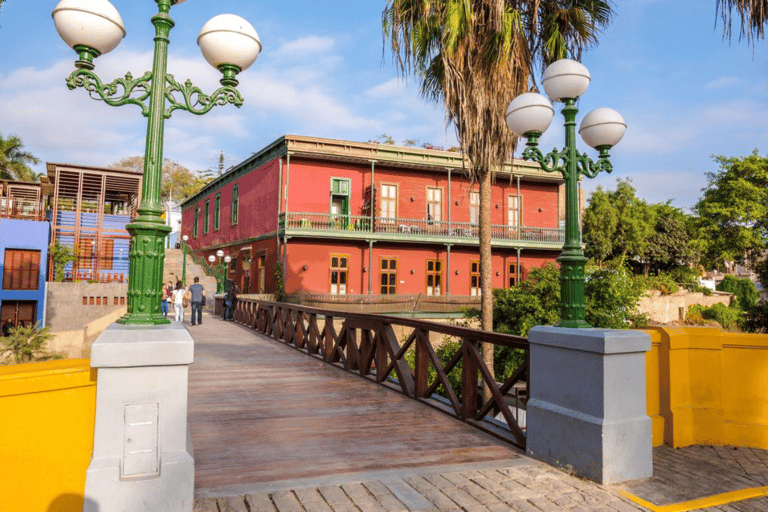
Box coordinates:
[187,313,768,512]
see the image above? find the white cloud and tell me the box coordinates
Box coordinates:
[273,36,336,58]
[705,76,740,90]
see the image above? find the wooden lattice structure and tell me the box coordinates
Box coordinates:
[0,180,51,221]
[46,163,142,282]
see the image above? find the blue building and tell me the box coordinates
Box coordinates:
[0,180,51,327]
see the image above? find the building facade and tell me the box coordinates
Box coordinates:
[0,180,52,326]
[181,136,574,299]
[46,162,141,283]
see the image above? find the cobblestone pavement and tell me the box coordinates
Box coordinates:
[615,445,768,512]
[193,459,648,512]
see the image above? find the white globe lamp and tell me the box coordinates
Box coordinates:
[542,59,590,102]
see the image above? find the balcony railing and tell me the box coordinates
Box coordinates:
[280,212,564,244]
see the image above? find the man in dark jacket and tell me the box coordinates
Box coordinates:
[224,283,238,321]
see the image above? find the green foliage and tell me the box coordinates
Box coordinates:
[0,132,40,181]
[485,262,648,337]
[488,263,561,337]
[745,300,768,333]
[585,265,649,329]
[1,322,56,364]
[49,240,76,282]
[694,151,768,271]
[717,274,759,310]
[686,303,742,330]
[583,179,656,268]
[634,273,679,295]
[646,203,697,274]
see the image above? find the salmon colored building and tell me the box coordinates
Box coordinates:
[180,136,572,299]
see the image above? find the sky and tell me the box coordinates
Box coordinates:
[0,1,765,211]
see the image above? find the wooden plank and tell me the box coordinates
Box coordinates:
[188,316,521,491]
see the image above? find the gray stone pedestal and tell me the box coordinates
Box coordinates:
[84,322,195,512]
[526,326,652,484]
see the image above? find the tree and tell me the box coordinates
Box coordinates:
[646,203,697,275]
[111,156,207,203]
[0,133,40,181]
[716,0,767,46]
[383,0,614,391]
[693,151,768,271]
[583,179,655,270]
[200,150,232,181]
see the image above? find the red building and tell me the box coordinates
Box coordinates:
[181,136,572,299]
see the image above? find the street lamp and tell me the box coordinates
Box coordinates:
[209,250,229,293]
[181,234,189,286]
[53,0,261,326]
[505,59,626,328]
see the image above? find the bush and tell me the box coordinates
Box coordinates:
[634,273,679,295]
[1,323,57,364]
[717,275,759,310]
[685,303,742,330]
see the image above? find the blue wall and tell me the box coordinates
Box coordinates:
[0,218,51,325]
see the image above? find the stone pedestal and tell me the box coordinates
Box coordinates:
[526,326,652,484]
[84,322,195,512]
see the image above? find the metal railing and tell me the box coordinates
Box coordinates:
[232,298,529,449]
[281,212,564,243]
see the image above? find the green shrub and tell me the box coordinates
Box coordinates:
[1,322,57,364]
[685,303,742,330]
[634,273,679,295]
[717,275,759,310]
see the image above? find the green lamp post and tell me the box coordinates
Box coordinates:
[505,59,626,328]
[181,234,189,287]
[208,251,229,294]
[52,0,262,326]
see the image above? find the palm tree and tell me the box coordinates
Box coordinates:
[383,0,613,390]
[0,133,40,181]
[716,0,767,45]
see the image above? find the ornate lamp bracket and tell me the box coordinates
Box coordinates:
[164,74,244,118]
[66,69,153,116]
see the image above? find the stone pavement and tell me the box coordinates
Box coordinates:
[192,458,647,512]
[615,445,768,512]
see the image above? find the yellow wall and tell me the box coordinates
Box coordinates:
[0,359,96,512]
[644,326,768,449]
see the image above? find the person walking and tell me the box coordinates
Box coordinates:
[224,283,239,321]
[188,276,206,326]
[161,281,171,317]
[171,280,187,323]
[2,318,14,337]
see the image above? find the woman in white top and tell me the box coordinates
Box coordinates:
[171,281,187,323]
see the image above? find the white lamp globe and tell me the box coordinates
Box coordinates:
[198,14,262,72]
[208,255,216,263]
[52,0,125,55]
[579,107,627,148]
[216,249,225,258]
[182,235,189,242]
[542,59,590,102]
[505,93,555,136]
[224,256,232,263]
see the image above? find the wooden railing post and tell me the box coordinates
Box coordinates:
[415,329,429,397]
[461,338,479,419]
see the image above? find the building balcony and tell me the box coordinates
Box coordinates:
[279,212,565,248]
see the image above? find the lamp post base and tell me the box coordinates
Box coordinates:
[556,251,591,328]
[117,219,171,326]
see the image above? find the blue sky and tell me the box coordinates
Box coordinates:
[0,1,765,211]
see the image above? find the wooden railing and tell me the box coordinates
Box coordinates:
[280,211,564,244]
[232,298,529,449]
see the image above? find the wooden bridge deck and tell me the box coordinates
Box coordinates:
[187,312,522,494]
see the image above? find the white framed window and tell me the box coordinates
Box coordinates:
[381,184,397,221]
[427,187,442,222]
